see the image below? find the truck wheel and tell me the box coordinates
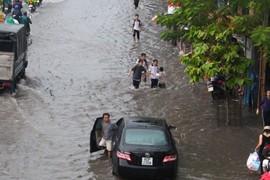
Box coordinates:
[10,81,16,94]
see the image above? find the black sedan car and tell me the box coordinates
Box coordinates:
[90,116,178,179]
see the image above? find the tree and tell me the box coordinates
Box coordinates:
[156,0,270,125]
[157,0,253,86]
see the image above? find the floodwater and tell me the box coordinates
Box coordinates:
[0,0,264,179]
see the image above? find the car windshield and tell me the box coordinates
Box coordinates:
[124,128,168,146]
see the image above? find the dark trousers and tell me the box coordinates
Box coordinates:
[263,111,270,126]
[133,30,140,41]
[134,0,139,8]
[133,80,141,89]
[151,79,158,88]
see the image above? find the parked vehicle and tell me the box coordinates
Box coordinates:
[0,24,28,93]
[28,1,36,13]
[90,116,178,179]
[207,75,226,100]
[26,0,39,13]
[3,3,12,14]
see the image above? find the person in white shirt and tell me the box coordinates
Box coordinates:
[148,59,159,88]
[132,14,142,42]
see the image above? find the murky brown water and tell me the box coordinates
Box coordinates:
[0,0,264,179]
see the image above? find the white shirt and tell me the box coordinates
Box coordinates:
[133,20,140,31]
[149,65,159,79]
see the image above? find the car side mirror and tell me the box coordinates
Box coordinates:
[169,125,177,131]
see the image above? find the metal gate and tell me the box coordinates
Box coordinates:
[216,93,243,127]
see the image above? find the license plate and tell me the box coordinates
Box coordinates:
[208,86,214,92]
[142,157,153,166]
[207,82,213,92]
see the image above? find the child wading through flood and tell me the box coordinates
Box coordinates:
[158,67,166,88]
[132,14,142,42]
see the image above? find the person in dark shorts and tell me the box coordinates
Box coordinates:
[128,59,146,89]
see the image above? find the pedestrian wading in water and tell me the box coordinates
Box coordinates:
[132,14,142,42]
[257,90,270,126]
[158,67,166,88]
[134,0,140,9]
[136,53,148,82]
[255,126,270,174]
[98,113,117,158]
[148,59,159,88]
[128,59,146,89]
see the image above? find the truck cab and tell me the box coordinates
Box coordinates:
[0,24,28,93]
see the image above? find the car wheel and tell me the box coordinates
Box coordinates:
[112,162,118,176]
[112,167,119,176]
[21,70,26,79]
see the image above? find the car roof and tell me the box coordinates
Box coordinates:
[122,116,166,129]
[0,24,24,33]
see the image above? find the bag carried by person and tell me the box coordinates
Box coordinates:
[247,151,260,171]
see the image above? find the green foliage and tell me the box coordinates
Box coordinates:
[156,0,269,88]
[251,26,270,46]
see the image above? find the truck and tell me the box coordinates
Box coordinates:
[0,23,28,93]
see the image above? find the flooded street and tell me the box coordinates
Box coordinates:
[0,0,264,179]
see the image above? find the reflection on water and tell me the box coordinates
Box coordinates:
[0,0,263,179]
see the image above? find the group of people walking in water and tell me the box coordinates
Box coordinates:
[129,1,166,90]
[128,53,166,89]
[254,90,270,178]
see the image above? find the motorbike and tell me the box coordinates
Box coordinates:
[3,3,12,14]
[37,0,42,7]
[28,2,36,13]
[207,75,226,100]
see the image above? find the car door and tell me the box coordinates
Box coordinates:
[112,118,124,174]
[112,118,124,150]
[89,117,103,153]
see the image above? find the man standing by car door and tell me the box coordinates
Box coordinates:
[99,113,117,158]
